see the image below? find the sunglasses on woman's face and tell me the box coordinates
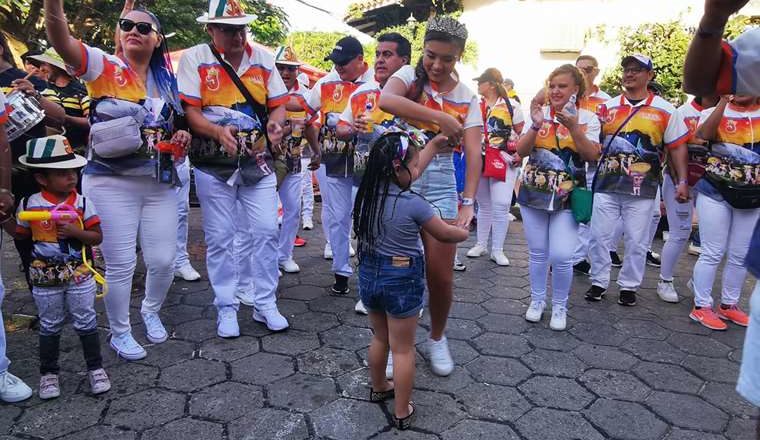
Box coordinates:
[118,18,157,35]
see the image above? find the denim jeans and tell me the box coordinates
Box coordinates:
[411,153,458,220]
[358,254,425,319]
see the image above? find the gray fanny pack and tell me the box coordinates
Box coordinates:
[89,106,149,159]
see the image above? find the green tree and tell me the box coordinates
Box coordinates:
[0,0,288,52]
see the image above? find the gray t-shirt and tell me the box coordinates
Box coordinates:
[372,184,435,257]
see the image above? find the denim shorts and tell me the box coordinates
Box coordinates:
[411,152,458,220]
[358,254,425,319]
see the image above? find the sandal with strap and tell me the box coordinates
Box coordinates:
[369,386,395,402]
[394,401,415,430]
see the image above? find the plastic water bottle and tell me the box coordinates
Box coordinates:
[563,94,577,117]
[363,101,374,133]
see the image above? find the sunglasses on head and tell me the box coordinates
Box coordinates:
[118,18,157,35]
[214,24,246,35]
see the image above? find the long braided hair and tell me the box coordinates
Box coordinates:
[353,132,420,256]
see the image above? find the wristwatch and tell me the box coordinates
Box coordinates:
[461,197,474,207]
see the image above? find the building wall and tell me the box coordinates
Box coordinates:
[457,0,731,103]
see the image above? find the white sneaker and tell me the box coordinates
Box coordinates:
[38,374,60,400]
[141,311,168,344]
[324,243,333,260]
[236,289,256,307]
[303,219,313,230]
[0,371,32,403]
[427,336,454,377]
[88,368,111,395]
[662,231,670,242]
[466,244,487,258]
[508,212,517,222]
[453,254,467,271]
[279,259,300,273]
[550,304,567,331]
[174,264,201,281]
[385,352,394,379]
[490,251,510,266]
[657,280,679,303]
[109,332,147,360]
[217,307,240,338]
[253,307,290,331]
[525,300,546,323]
[350,245,356,257]
[355,300,368,315]
[688,243,701,256]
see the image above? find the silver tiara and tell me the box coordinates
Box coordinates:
[426,16,468,41]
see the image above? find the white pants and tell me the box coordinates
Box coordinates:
[316,165,331,245]
[660,175,694,281]
[320,174,353,276]
[573,223,592,264]
[520,206,577,306]
[301,157,314,223]
[195,170,279,311]
[475,169,518,253]
[234,202,254,293]
[609,187,661,253]
[691,195,760,307]
[82,174,177,335]
[174,159,192,270]
[0,263,8,373]
[590,192,655,291]
[278,173,303,263]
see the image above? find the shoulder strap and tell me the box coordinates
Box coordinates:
[602,104,644,155]
[207,44,269,139]
[504,97,514,119]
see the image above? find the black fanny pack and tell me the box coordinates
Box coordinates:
[703,173,760,209]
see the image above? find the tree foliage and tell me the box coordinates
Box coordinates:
[597,15,759,104]
[0,0,288,53]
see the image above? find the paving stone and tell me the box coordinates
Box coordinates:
[180,290,214,307]
[445,317,483,340]
[645,391,729,433]
[465,355,531,386]
[230,352,295,385]
[481,298,526,315]
[268,373,339,412]
[336,367,373,400]
[312,398,388,440]
[289,311,340,332]
[261,330,321,355]
[441,419,520,440]
[228,408,310,440]
[199,335,259,361]
[308,295,356,314]
[172,318,218,342]
[385,389,466,433]
[449,302,488,320]
[476,313,529,334]
[521,349,587,377]
[700,382,760,418]
[459,383,531,422]
[584,399,668,440]
[158,358,225,392]
[297,346,361,377]
[104,362,159,397]
[280,284,324,301]
[572,344,639,370]
[57,425,137,440]
[472,333,531,357]
[578,369,651,402]
[104,389,185,431]
[667,332,733,358]
[682,355,741,383]
[373,430,438,440]
[277,298,310,316]
[321,325,373,351]
[336,309,373,328]
[516,407,605,440]
[519,375,593,410]
[142,418,223,440]
[623,338,688,364]
[633,362,704,393]
[570,322,628,346]
[159,304,206,326]
[414,365,474,393]
[453,287,491,303]
[0,405,21,433]
[614,318,671,340]
[665,428,728,440]
[523,326,581,351]
[725,418,759,440]
[189,381,263,421]
[135,339,195,368]
[12,394,106,438]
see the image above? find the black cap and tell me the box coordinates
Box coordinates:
[324,36,363,66]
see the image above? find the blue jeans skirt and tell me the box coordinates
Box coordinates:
[358,253,425,319]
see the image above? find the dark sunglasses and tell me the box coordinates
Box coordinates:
[118,19,157,36]
[213,24,246,35]
[277,65,298,72]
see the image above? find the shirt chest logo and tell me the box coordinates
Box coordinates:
[205,66,221,92]
[332,84,344,103]
[113,66,128,87]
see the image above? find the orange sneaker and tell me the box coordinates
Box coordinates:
[293,236,307,247]
[717,304,749,327]
[689,307,728,331]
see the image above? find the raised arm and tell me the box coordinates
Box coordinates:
[44,0,84,73]
[696,97,729,141]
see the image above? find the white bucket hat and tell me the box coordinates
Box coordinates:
[19,135,87,169]
[196,0,256,25]
[28,47,67,72]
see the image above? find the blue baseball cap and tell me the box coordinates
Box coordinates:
[621,54,654,71]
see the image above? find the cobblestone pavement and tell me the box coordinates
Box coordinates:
[1,205,758,440]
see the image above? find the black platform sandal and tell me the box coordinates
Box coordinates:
[369,387,395,402]
[394,401,415,430]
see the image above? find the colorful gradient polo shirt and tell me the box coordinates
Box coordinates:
[517,107,600,211]
[594,93,688,199]
[483,96,524,152]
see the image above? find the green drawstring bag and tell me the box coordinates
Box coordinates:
[570,187,593,224]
